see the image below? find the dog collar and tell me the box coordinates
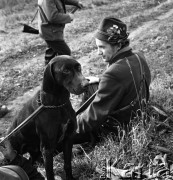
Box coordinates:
[37,91,67,109]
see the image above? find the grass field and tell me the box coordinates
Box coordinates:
[0,0,173,179]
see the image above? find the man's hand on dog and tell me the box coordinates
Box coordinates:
[86,76,100,84]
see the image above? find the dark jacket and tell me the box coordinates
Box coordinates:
[38,0,79,41]
[77,46,151,134]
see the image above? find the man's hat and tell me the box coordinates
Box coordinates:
[94,17,129,44]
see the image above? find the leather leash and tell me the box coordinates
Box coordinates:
[76,90,98,116]
[0,87,94,145]
[0,105,45,145]
[0,89,69,145]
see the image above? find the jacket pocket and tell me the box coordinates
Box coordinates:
[40,23,64,40]
[51,24,64,33]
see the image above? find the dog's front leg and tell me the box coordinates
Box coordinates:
[42,147,55,180]
[63,137,75,180]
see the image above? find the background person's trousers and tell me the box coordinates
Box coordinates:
[45,40,71,64]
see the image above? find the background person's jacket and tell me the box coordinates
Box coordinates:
[77,46,151,134]
[38,0,79,41]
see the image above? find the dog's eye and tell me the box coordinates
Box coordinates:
[63,69,71,74]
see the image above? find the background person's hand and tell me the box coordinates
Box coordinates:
[76,2,84,9]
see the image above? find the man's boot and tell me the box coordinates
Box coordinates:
[44,47,56,65]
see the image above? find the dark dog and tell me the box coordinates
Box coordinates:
[6,55,89,180]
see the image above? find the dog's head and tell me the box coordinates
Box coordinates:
[42,55,89,95]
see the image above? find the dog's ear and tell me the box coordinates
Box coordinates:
[42,60,56,94]
[42,57,63,95]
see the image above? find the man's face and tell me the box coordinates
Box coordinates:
[95,38,119,63]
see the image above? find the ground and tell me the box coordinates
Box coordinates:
[0,0,173,179]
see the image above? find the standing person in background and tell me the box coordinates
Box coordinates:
[38,0,83,65]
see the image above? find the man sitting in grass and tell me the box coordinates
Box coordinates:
[73,16,151,149]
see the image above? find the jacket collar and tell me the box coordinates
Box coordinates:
[109,46,132,66]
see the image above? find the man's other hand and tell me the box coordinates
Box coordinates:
[86,76,100,84]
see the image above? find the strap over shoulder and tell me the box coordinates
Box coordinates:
[38,5,49,23]
[110,53,150,115]
[135,53,150,101]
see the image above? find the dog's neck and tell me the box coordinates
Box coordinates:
[39,87,70,107]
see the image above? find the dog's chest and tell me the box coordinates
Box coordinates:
[37,106,76,133]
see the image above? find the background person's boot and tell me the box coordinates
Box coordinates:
[44,47,56,65]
